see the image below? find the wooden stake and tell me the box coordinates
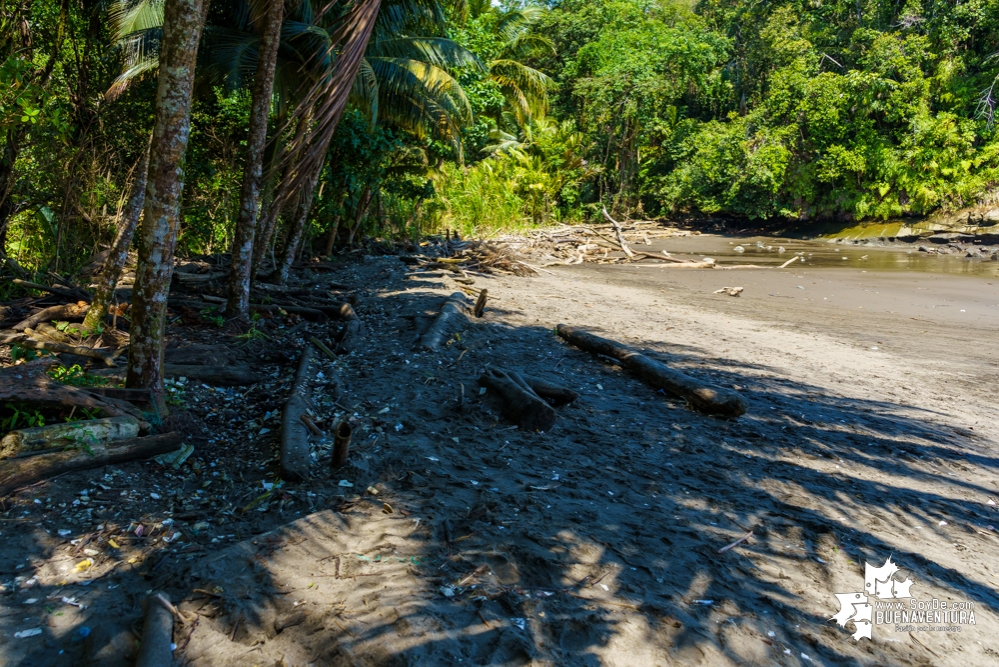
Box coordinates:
[331,421,352,469]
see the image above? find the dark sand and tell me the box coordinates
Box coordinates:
[2,247,997,666]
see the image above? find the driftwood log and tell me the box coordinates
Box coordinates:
[602,208,636,259]
[336,302,363,352]
[479,368,562,431]
[89,364,261,386]
[281,344,315,481]
[0,362,146,423]
[82,386,152,404]
[416,292,468,351]
[520,374,580,406]
[134,594,175,667]
[556,325,747,418]
[11,302,89,332]
[0,432,184,497]
[1,415,139,459]
[0,331,121,366]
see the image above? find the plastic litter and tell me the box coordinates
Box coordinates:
[14,628,43,638]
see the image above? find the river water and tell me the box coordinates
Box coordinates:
[651,235,999,277]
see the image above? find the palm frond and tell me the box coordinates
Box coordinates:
[109,0,164,42]
[350,57,380,124]
[367,36,481,71]
[489,58,554,122]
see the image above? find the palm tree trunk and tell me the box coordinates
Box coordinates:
[82,142,151,332]
[224,0,284,319]
[125,0,208,414]
[274,162,322,284]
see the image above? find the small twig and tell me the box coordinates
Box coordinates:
[717,529,754,554]
[309,336,337,361]
[779,256,799,269]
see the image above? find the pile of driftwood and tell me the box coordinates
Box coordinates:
[0,360,188,496]
[402,238,539,277]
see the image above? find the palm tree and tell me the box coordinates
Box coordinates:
[109,0,478,281]
[462,1,555,126]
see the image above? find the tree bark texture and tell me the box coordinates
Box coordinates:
[555,324,747,418]
[225,0,285,318]
[126,0,208,415]
[83,142,151,332]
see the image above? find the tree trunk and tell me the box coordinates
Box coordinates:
[252,113,311,277]
[125,0,208,415]
[82,142,151,332]
[322,212,341,256]
[275,162,322,284]
[224,0,285,319]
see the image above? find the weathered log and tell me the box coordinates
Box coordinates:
[163,365,260,385]
[281,344,315,481]
[12,279,91,303]
[0,363,138,422]
[555,324,747,418]
[336,302,363,352]
[331,421,352,469]
[1,415,140,459]
[416,292,468,351]
[88,364,262,386]
[478,368,557,431]
[634,261,717,269]
[11,302,89,332]
[31,322,77,344]
[134,594,175,667]
[519,374,579,406]
[82,386,152,405]
[0,433,184,497]
[0,331,121,366]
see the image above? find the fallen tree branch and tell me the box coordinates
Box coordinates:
[556,325,747,418]
[602,208,636,259]
[0,433,184,497]
[11,302,89,332]
[0,332,121,366]
[12,279,91,303]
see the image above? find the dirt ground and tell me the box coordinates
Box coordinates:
[2,244,998,666]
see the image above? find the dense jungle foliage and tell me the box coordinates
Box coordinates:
[4,0,999,277]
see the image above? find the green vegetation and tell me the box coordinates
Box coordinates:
[4,0,999,288]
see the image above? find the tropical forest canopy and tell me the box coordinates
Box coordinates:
[4,0,999,278]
